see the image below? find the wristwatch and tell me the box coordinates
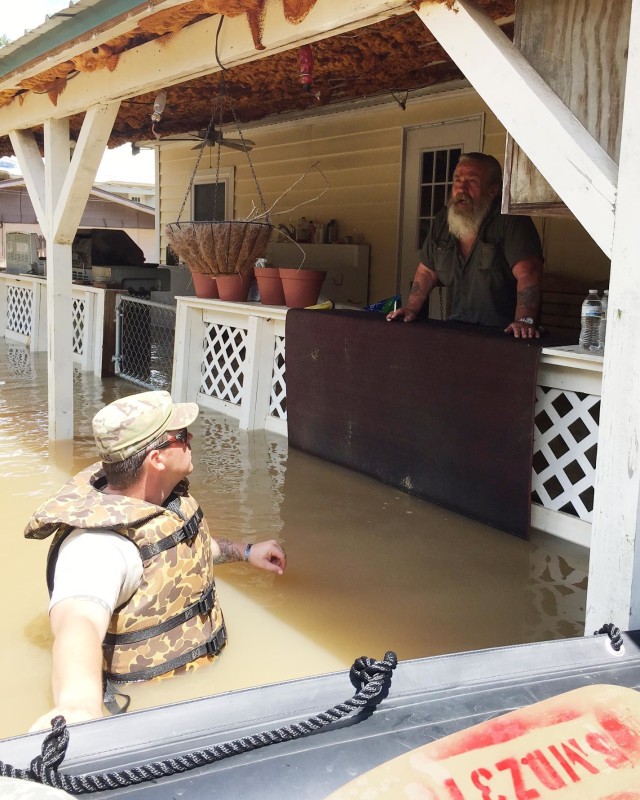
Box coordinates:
[516,317,534,325]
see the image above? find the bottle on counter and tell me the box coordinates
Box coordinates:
[326,219,337,243]
[598,289,609,351]
[578,289,602,351]
[313,223,325,244]
[296,216,311,243]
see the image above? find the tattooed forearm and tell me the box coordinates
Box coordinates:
[515,285,542,319]
[212,538,243,563]
[409,279,423,296]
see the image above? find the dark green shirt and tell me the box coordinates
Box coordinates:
[420,204,543,327]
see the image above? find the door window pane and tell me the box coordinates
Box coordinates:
[433,184,446,215]
[416,146,463,248]
[449,148,462,180]
[421,151,434,183]
[420,185,433,217]
[434,150,448,183]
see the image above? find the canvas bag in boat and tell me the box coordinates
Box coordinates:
[326,683,640,799]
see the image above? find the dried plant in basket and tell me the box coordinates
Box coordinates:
[166,220,273,276]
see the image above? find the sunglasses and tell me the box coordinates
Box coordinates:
[155,428,189,451]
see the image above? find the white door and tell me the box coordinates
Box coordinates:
[398,116,483,317]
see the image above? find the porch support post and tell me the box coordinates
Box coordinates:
[43,117,74,441]
[9,102,120,440]
[414,0,618,257]
[585,0,640,632]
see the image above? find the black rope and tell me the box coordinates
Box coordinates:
[594,622,623,651]
[0,652,397,795]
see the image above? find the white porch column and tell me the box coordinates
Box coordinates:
[44,119,74,441]
[10,102,120,440]
[585,0,640,632]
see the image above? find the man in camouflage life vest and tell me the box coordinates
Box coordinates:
[26,390,287,730]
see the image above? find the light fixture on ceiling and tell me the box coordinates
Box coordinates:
[151,91,167,123]
[151,91,168,139]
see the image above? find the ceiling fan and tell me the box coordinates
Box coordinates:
[160,128,255,152]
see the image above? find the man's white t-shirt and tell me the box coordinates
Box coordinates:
[49,529,143,616]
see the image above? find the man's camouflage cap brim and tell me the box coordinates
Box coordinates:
[93,390,199,463]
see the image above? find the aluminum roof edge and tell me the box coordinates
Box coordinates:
[0,0,149,80]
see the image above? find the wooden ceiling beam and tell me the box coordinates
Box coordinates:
[0,0,411,136]
[53,102,121,243]
[0,0,196,93]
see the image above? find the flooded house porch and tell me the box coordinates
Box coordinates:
[0,337,589,740]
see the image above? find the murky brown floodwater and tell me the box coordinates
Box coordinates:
[0,338,589,740]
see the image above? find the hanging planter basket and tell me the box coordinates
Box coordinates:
[166,220,273,276]
[164,73,326,287]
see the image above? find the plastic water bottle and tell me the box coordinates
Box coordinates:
[578,289,602,350]
[598,289,609,351]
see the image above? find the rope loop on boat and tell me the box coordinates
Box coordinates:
[594,622,623,651]
[0,651,398,795]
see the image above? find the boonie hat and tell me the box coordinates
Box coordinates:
[92,390,199,463]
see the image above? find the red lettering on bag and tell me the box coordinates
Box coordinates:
[433,709,580,759]
[471,767,497,800]
[495,757,540,800]
[561,738,599,776]
[597,713,640,758]
[521,749,566,790]
[586,731,632,769]
[548,745,580,782]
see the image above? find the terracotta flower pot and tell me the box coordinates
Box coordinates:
[279,268,327,308]
[191,272,219,299]
[255,266,285,305]
[216,269,255,302]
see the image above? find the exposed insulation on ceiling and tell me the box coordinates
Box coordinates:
[0,0,515,155]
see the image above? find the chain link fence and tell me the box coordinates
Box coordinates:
[115,295,176,390]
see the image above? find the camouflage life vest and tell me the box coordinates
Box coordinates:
[24,463,226,684]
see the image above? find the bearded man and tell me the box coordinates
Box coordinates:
[387,152,544,338]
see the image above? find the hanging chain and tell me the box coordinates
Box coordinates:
[175,16,266,223]
[226,90,267,215]
[214,15,266,216]
[176,110,217,224]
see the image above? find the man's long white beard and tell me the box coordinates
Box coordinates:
[447,193,493,240]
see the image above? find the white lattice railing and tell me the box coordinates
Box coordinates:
[532,387,599,521]
[173,299,288,436]
[173,305,603,545]
[201,322,248,404]
[72,297,86,356]
[269,335,287,420]
[7,284,33,339]
[531,346,603,547]
[0,274,105,374]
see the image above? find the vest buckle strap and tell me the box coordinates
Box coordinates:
[183,585,216,620]
[205,625,227,656]
[177,506,203,544]
[104,622,228,686]
[139,506,204,560]
[105,584,217,645]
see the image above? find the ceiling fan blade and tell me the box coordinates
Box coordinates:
[225,137,255,148]
[190,139,215,150]
[220,139,254,152]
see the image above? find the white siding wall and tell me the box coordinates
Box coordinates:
[159,88,611,303]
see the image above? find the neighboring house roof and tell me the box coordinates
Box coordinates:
[0,177,155,226]
[0,0,514,156]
